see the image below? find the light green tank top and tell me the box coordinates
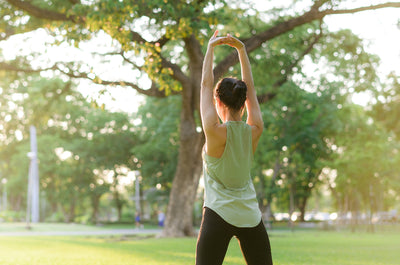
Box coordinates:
[203,121,262,227]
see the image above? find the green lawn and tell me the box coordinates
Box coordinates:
[0,228,399,265]
[0,222,149,233]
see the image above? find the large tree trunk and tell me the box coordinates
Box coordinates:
[298,196,308,222]
[161,106,204,237]
[91,195,100,224]
[68,196,76,222]
[113,190,123,222]
[161,35,205,237]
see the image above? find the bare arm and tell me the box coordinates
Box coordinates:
[200,31,219,130]
[200,31,228,132]
[200,31,231,157]
[238,45,264,132]
[224,34,264,149]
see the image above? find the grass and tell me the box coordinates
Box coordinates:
[0,225,399,265]
[0,222,150,233]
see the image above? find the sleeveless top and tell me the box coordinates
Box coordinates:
[203,121,262,227]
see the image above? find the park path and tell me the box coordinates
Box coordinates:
[0,228,162,237]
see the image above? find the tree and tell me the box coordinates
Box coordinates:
[331,103,395,231]
[132,95,180,200]
[369,73,400,219]
[1,0,400,236]
[133,95,180,189]
[0,74,137,222]
[253,80,342,222]
[250,22,379,223]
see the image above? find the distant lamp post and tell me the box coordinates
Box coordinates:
[134,170,141,215]
[27,126,40,229]
[1,178,7,211]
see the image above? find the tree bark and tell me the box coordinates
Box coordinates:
[113,190,123,222]
[161,103,204,237]
[68,197,76,222]
[91,195,100,224]
[161,35,205,237]
[298,196,308,222]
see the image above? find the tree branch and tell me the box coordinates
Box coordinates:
[120,53,143,71]
[0,61,172,98]
[56,66,173,98]
[325,2,400,15]
[0,27,15,41]
[0,62,57,73]
[155,35,170,47]
[6,0,84,23]
[91,51,145,71]
[257,21,323,104]
[161,57,190,85]
[130,31,170,48]
[68,0,80,4]
[129,30,187,85]
[276,21,323,88]
[130,30,147,44]
[214,1,400,81]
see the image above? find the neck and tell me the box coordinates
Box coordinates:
[224,111,242,122]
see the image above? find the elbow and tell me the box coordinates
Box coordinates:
[256,118,264,133]
[258,121,264,133]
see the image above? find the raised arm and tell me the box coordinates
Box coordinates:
[200,31,226,131]
[224,34,264,148]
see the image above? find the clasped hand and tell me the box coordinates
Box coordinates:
[208,30,244,50]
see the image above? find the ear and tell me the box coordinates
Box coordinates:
[215,97,224,108]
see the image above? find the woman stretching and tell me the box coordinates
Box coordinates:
[196,31,273,265]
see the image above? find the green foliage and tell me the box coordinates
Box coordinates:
[369,73,400,206]
[314,29,380,93]
[332,103,400,214]
[65,0,219,93]
[132,95,181,194]
[0,75,137,223]
[253,80,343,215]
[372,73,400,137]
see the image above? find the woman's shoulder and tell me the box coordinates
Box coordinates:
[204,123,227,159]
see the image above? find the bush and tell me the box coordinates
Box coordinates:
[0,210,25,222]
[44,211,65,223]
[74,214,92,224]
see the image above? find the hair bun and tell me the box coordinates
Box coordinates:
[216,78,247,112]
[233,80,246,96]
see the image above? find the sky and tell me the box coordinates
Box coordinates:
[1,1,399,112]
[330,7,399,76]
[324,3,400,105]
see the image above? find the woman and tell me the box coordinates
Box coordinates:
[196,31,273,265]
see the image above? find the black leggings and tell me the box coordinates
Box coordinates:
[196,207,273,265]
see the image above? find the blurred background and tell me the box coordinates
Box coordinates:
[0,0,399,236]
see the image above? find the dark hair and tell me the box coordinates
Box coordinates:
[215,77,247,112]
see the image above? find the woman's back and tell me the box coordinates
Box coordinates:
[203,121,261,227]
[204,121,252,189]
